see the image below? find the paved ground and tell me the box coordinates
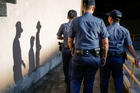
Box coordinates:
[26,63,128,93]
[25,44,140,93]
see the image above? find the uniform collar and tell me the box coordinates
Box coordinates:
[84,12,93,16]
[112,22,120,26]
[68,20,72,23]
[68,20,73,26]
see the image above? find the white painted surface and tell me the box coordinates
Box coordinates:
[0,0,81,92]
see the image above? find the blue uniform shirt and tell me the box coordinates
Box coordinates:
[107,22,132,53]
[57,21,72,45]
[69,12,109,50]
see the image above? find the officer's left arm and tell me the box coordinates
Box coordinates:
[57,24,64,40]
[127,45,139,67]
[68,37,73,52]
[57,36,64,40]
[102,38,109,64]
[68,21,76,55]
[125,31,139,67]
[100,20,109,64]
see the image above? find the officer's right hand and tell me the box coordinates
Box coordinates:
[101,57,106,67]
[70,48,74,56]
[71,52,74,56]
[134,57,139,67]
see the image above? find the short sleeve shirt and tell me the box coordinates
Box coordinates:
[107,22,132,53]
[57,21,72,45]
[69,12,109,50]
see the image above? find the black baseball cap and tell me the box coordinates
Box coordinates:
[106,9,122,20]
[83,0,95,6]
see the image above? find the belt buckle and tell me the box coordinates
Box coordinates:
[76,49,80,53]
[75,49,82,56]
[82,50,89,55]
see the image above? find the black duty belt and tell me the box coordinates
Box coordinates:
[75,48,100,57]
[108,52,124,57]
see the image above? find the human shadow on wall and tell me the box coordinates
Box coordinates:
[13,21,26,84]
[28,36,35,74]
[36,21,41,68]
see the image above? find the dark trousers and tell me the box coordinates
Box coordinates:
[71,54,100,93]
[100,56,124,93]
[62,48,72,93]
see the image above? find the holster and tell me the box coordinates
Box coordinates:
[91,48,100,57]
[123,52,127,63]
[100,47,105,57]
[58,42,64,51]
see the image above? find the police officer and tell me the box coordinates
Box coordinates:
[100,9,139,93]
[57,9,77,93]
[68,0,109,93]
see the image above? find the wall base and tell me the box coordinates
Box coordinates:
[4,53,62,93]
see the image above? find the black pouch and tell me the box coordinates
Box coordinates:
[72,44,75,55]
[101,58,105,65]
[91,48,100,57]
[100,47,105,57]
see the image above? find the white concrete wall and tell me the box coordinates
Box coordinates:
[0,0,81,92]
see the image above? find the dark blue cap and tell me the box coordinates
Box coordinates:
[68,10,77,19]
[83,0,95,6]
[106,9,122,20]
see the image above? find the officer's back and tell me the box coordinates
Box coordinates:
[100,9,139,93]
[107,22,130,53]
[71,13,107,50]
